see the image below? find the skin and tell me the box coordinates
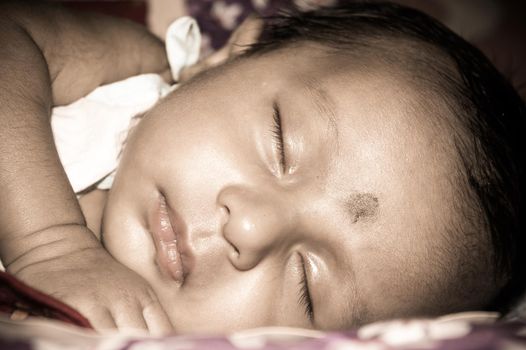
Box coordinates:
[0,3,173,333]
[92,42,495,333]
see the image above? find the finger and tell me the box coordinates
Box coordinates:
[178,61,209,82]
[178,44,229,82]
[159,68,174,84]
[112,304,148,333]
[179,16,263,83]
[228,15,264,55]
[205,45,231,66]
[142,300,174,336]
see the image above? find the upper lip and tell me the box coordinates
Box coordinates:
[149,192,193,283]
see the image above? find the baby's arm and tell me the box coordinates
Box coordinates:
[0,3,172,333]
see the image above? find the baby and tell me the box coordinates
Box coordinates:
[1,1,525,335]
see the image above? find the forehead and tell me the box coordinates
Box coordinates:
[243,43,458,178]
[240,46,463,227]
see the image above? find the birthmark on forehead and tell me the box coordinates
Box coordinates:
[347,192,379,223]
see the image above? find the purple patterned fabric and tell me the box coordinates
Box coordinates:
[115,321,526,349]
[186,0,286,51]
[2,315,526,349]
[185,0,338,55]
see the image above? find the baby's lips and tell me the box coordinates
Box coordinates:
[150,194,186,283]
[157,239,185,282]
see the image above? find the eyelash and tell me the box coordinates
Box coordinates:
[271,103,286,172]
[298,255,314,322]
[272,108,312,320]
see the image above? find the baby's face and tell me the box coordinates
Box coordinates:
[102,43,478,333]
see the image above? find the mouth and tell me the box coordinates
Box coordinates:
[149,193,192,283]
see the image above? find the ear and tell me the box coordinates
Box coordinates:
[225,14,264,56]
[178,15,263,82]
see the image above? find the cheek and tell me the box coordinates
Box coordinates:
[135,100,241,165]
[165,268,280,333]
[101,182,159,282]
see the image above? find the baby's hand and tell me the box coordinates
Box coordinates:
[9,227,172,335]
[179,15,263,82]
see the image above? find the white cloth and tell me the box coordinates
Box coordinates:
[51,17,201,194]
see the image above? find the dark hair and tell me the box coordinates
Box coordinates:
[247,1,526,314]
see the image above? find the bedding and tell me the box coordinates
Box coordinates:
[1,270,525,350]
[51,16,199,194]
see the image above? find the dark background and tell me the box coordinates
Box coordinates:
[50,0,525,98]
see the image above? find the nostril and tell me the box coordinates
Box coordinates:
[219,204,239,260]
[227,241,241,270]
[226,228,240,258]
[229,246,240,259]
[219,204,230,219]
[218,205,230,232]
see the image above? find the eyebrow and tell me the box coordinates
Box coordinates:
[301,77,340,153]
[329,253,368,329]
[301,78,380,225]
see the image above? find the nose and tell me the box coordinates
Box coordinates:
[217,185,295,271]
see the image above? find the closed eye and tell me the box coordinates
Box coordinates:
[271,102,286,172]
[298,254,314,322]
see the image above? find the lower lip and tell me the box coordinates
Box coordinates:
[150,194,185,282]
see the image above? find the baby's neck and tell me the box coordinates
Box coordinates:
[78,189,108,241]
